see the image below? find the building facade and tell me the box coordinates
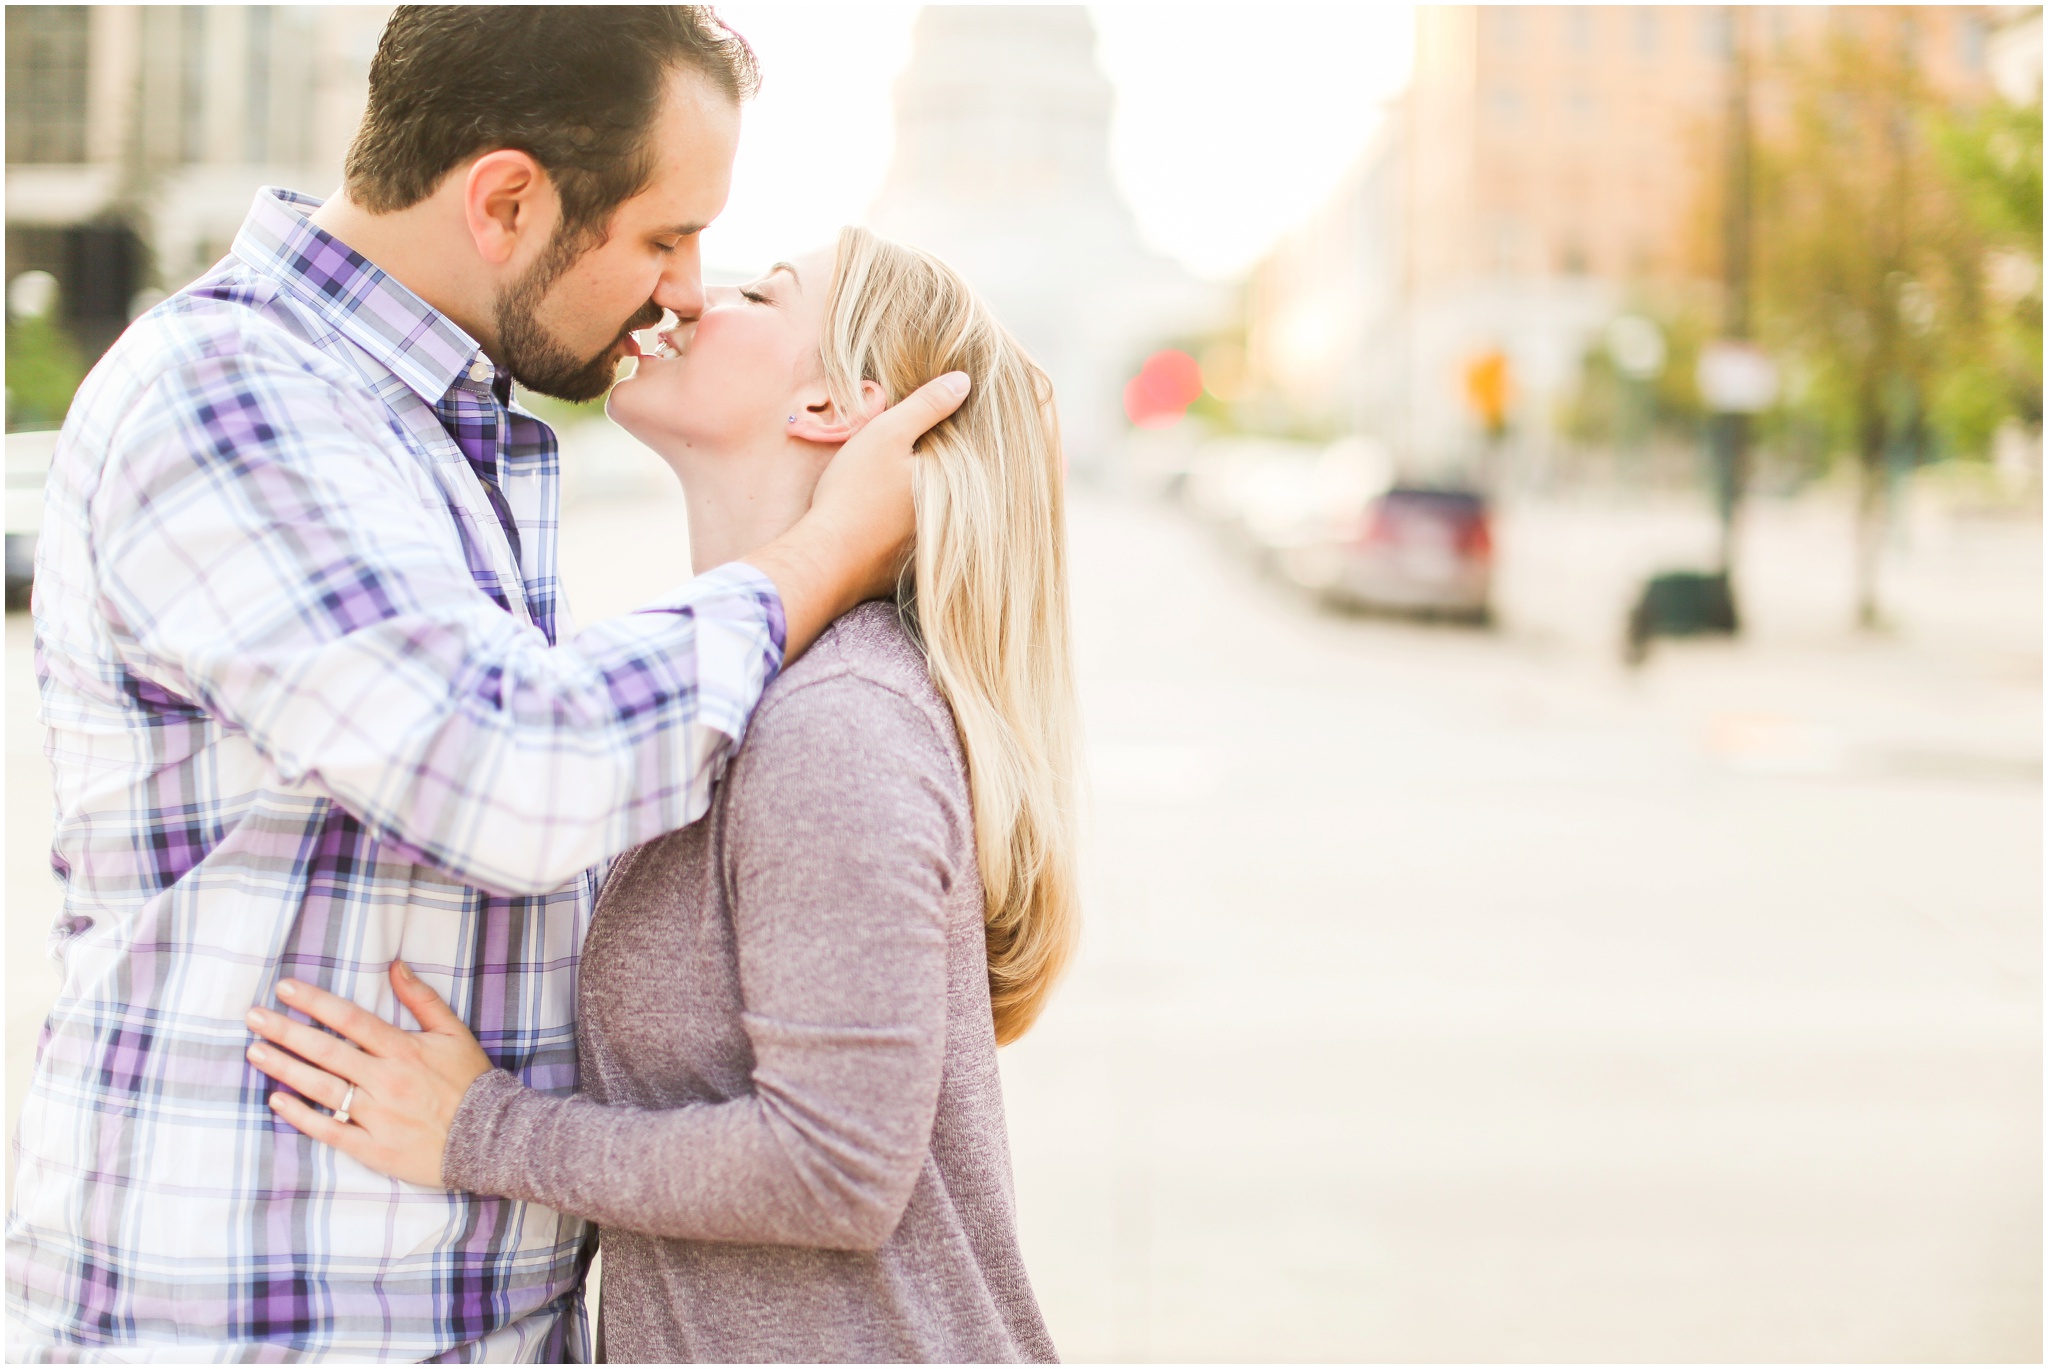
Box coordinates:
[866,5,1224,474]
[1249,5,2002,482]
[6,5,387,365]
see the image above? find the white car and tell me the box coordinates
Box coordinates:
[7,429,59,610]
[1329,486,1494,624]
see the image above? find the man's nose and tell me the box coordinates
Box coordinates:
[652,236,706,322]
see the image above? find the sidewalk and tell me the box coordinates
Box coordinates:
[6,461,2039,1358]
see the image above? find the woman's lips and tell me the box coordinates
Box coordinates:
[636,328,684,361]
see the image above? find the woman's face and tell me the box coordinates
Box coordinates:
[606,243,838,453]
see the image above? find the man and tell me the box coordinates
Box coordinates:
[5,8,966,1361]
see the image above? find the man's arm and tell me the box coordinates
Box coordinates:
[90,351,797,897]
[742,371,970,659]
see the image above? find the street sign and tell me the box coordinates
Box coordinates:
[1696,341,1779,413]
[1462,348,1512,437]
[1605,314,1666,380]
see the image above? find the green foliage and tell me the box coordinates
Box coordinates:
[1935,98,2043,436]
[1558,303,1711,447]
[6,314,85,431]
[1940,99,2043,247]
[1930,356,2013,458]
[513,386,610,429]
[1748,18,2035,466]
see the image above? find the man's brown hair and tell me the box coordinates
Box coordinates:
[345,6,757,243]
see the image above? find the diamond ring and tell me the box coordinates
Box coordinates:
[333,1083,356,1126]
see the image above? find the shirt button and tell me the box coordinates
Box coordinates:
[468,359,492,383]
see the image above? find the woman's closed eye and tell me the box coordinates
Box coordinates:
[739,286,771,305]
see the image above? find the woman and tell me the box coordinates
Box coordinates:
[242,227,1077,1362]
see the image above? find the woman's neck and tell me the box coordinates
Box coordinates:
[655,433,830,575]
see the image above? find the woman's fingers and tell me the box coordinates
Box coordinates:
[275,978,411,1056]
[246,1005,376,1085]
[768,369,973,626]
[246,1041,353,1111]
[388,961,463,1035]
[267,1091,380,1167]
[869,370,971,449]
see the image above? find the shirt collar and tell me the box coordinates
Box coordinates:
[231,186,494,406]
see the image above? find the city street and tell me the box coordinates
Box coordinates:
[7,450,2040,1360]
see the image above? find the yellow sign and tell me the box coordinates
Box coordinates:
[1463,349,1512,437]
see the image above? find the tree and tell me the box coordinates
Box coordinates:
[5,313,85,432]
[1748,11,2001,629]
[1934,96,2043,448]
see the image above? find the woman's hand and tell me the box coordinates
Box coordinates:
[244,961,492,1189]
[747,370,970,659]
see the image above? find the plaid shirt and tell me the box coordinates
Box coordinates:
[7,189,785,1363]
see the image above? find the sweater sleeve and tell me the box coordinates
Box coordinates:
[441,669,961,1251]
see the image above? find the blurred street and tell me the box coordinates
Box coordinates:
[6,3,2040,1360]
[9,449,2039,1359]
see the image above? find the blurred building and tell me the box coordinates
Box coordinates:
[5,5,386,363]
[1987,4,2044,105]
[1250,5,2003,481]
[867,5,1225,474]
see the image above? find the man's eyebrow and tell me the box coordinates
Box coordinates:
[654,223,707,239]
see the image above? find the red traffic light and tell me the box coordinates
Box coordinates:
[1124,349,1204,429]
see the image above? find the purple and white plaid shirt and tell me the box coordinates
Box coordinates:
[7,188,785,1362]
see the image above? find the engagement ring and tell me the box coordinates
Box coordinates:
[333,1084,355,1126]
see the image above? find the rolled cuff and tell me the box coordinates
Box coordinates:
[441,1068,530,1196]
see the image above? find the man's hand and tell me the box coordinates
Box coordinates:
[744,370,970,660]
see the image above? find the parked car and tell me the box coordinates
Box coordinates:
[1329,485,1493,624]
[6,429,59,611]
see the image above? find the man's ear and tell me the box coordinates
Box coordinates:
[462,150,557,269]
[788,380,888,445]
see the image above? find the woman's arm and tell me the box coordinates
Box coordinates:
[248,670,963,1251]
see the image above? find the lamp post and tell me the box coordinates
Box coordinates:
[1625,9,1774,667]
[1699,5,1771,580]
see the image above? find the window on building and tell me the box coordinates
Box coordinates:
[1489,217,1525,276]
[1960,13,1987,71]
[273,6,315,165]
[6,7,90,164]
[1770,8,1793,57]
[182,7,209,163]
[246,6,273,163]
[1633,8,1658,56]
[1565,8,1594,54]
[1700,10,1733,59]
[1488,8,1522,52]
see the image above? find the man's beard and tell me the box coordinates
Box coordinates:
[495,228,664,403]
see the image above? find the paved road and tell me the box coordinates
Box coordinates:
[1006,482,2039,1361]
[8,460,2040,1359]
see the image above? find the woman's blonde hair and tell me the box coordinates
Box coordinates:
[819,225,1079,1045]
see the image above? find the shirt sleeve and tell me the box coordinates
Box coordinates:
[90,347,785,896]
[441,671,959,1251]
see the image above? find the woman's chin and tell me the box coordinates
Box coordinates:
[603,359,666,438]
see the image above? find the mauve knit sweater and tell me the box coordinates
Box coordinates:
[441,601,1058,1363]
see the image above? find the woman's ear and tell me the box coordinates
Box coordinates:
[787,380,888,446]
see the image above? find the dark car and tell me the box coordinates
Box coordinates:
[1330,485,1493,623]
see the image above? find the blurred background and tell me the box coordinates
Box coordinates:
[6,4,2041,1360]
